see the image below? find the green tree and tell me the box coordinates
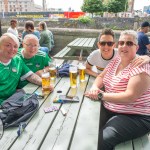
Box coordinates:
[106,0,128,13]
[81,0,104,17]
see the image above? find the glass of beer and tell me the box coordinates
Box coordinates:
[49,59,56,80]
[78,63,86,82]
[42,72,50,95]
[69,66,77,88]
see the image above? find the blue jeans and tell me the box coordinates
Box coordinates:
[39,47,49,54]
[98,104,150,150]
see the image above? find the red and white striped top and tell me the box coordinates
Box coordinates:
[103,55,150,115]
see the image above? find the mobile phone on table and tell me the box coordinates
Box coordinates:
[59,95,79,102]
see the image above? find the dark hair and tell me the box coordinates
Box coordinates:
[10,19,17,25]
[10,19,17,23]
[25,20,34,30]
[98,28,115,41]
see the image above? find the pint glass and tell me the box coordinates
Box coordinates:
[78,63,86,82]
[49,67,56,79]
[69,66,77,88]
[49,59,56,80]
[42,72,50,95]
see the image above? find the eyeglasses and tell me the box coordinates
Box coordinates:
[118,41,136,47]
[99,41,115,47]
[24,43,39,48]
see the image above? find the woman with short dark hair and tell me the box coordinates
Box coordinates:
[22,20,40,39]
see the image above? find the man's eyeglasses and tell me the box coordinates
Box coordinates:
[24,43,39,48]
[118,41,136,47]
[99,41,115,47]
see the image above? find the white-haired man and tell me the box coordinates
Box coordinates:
[0,33,52,104]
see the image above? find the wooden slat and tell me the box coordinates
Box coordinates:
[76,38,88,47]
[133,134,150,150]
[81,38,91,47]
[115,140,133,150]
[10,78,70,150]
[70,76,100,150]
[40,76,89,150]
[68,38,91,49]
[67,38,83,47]
[54,47,71,58]
[88,38,96,47]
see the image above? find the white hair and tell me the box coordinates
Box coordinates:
[23,34,39,43]
[120,30,138,45]
[0,33,19,47]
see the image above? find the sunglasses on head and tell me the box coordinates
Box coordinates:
[118,41,136,47]
[99,41,115,47]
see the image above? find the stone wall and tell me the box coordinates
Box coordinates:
[1,16,150,30]
[1,16,150,56]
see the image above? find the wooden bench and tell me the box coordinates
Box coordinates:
[54,46,71,59]
[115,134,150,150]
[54,38,96,60]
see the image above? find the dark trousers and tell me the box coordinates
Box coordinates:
[98,103,150,150]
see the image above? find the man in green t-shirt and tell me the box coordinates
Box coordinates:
[0,33,52,104]
[17,34,52,88]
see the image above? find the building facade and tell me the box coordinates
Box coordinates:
[0,0,42,12]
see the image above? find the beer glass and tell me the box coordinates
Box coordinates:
[49,59,56,80]
[69,66,77,88]
[42,72,50,95]
[78,63,86,82]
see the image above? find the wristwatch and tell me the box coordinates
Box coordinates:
[98,92,103,100]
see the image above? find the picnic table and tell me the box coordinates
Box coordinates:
[0,59,100,150]
[0,58,150,150]
[54,38,96,60]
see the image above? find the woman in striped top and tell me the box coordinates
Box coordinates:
[85,30,150,150]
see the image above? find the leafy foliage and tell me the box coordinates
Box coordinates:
[81,0,104,14]
[77,16,92,24]
[106,0,128,13]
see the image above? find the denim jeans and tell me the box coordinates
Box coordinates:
[39,47,49,54]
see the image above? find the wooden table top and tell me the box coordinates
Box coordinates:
[0,59,100,150]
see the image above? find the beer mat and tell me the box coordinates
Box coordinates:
[0,118,3,139]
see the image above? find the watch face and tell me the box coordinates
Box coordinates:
[98,92,103,100]
[0,119,3,139]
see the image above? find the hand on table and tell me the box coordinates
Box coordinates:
[84,86,101,101]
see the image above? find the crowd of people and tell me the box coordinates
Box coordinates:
[7,19,55,54]
[1,19,150,150]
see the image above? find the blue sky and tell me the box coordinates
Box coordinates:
[34,0,150,11]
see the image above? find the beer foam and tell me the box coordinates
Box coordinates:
[49,67,56,70]
[42,72,50,78]
[70,71,77,73]
[69,66,77,72]
[79,65,86,69]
